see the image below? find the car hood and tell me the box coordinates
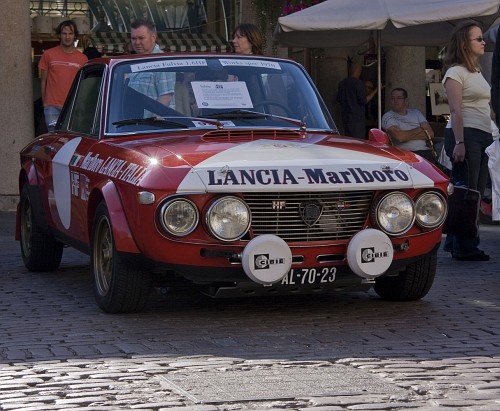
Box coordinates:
[130,135,437,193]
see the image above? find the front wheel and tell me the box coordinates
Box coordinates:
[91,201,151,313]
[19,185,63,271]
[373,252,437,301]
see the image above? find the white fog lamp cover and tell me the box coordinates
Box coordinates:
[241,234,292,285]
[347,229,394,279]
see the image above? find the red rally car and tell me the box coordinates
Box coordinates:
[17,53,449,313]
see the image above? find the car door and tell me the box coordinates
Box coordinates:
[48,65,105,247]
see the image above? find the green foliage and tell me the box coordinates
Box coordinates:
[251,0,283,50]
[251,0,326,51]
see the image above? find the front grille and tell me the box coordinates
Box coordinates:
[243,191,374,242]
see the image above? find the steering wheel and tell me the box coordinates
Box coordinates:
[253,100,292,117]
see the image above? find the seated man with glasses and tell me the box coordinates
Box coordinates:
[382,87,437,165]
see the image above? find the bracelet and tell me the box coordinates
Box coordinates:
[455,141,464,145]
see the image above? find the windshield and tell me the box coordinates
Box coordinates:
[106,55,337,135]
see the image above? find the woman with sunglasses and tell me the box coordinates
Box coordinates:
[442,20,493,261]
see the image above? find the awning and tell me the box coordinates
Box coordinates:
[158,32,229,52]
[89,31,230,54]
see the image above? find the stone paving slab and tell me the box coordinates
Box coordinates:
[157,364,405,403]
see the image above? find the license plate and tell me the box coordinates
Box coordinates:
[280,267,336,285]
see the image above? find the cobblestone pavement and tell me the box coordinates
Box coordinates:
[1,211,499,410]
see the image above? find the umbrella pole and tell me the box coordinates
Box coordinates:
[377,30,382,129]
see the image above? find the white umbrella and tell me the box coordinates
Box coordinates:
[275,0,500,127]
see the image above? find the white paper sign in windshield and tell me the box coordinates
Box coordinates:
[192,120,235,128]
[130,59,207,73]
[191,81,253,109]
[219,59,281,70]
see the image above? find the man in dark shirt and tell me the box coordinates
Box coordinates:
[336,62,377,139]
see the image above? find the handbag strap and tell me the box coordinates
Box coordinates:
[422,128,438,159]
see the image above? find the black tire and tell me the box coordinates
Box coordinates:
[19,185,63,271]
[91,201,152,313]
[373,252,437,301]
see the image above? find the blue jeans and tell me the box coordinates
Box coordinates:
[443,127,493,256]
[44,106,62,132]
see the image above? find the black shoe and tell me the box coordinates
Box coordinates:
[453,251,490,261]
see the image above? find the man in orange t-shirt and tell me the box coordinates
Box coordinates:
[39,20,88,131]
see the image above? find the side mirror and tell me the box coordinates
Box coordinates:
[368,128,391,144]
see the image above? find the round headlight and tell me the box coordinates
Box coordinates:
[374,192,414,235]
[160,199,198,236]
[206,196,251,241]
[415,191,447,229]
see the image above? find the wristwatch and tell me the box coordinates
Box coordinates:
[455,141,464,145]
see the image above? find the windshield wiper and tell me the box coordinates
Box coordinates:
[113,116,226,130]
[207,110,268,119]
[113,117,187,129]
[204,110,306,132]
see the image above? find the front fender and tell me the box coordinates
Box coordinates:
[96,181,141,254]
